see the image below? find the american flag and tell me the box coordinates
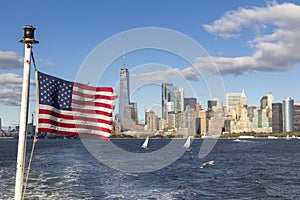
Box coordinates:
[36,71,115,141]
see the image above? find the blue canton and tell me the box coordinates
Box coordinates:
[38,72,74,110]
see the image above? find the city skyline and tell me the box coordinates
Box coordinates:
[1,1,300,127]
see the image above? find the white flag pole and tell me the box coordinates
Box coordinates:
[15,25,38,200]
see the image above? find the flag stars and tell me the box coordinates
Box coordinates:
[38,72,73,110]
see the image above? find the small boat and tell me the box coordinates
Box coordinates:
[267,136,278,139]
[142,136,149,149]
[233,139,241,142]
[183,136,192,150]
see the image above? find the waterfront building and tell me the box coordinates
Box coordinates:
[174,88,184,113]
[252,109,272,133]
[184,97,197,111]
[260,96,268,110]
[272,103,283,132]
[185,107,197,135]
[230,107,251,133]
[119,68,130,125]
[129,102,138,124]
[167,113,176,129]
[226,92,242,112]
[208,100,217,111]
[261,93,274,117]
[267,93,274,110]
[294,104,300,132]
[158,118,168,130]
[208,116,226,136]
[162,83,176,120]
[199,110,208,135]
[247,106,257,122]
[240,89,247,107]
[283,97,294,132]
[196,117,201,134]
[145,109,158,133]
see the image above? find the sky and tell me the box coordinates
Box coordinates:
[1,0,300,126]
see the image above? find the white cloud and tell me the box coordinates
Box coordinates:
[201,2,300,75]
[0,51,23,69]
[0,73,35,106]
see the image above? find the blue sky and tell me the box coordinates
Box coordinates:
[1,0,300,126]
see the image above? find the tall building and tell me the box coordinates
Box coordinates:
[294,104,300,132]
[260,96,268,110]
[145,109,158,133]
[162,83,176,120]
[272,103,283,132]
[174,88,184,113]
[226,93,242,112]
[184,97,197,111]
[240,89,247,107]
[267,93,274,110]
[119,68,130,125]
[208,100,217,111]
[129,102,138,124]
[283,97,294,132]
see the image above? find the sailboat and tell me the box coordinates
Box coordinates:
[142,136,149,149]
[183,136,192,150]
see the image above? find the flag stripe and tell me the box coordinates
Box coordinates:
[72,90,116,100]
[74,82,114,93]
[38,128,111,140]
[39,110,112,125]
[72,95,114,105]
[38,113,112,129]
[39,104,113,119]
[71,107,113,117]
[72,99,114,109]
[38,118,112,133]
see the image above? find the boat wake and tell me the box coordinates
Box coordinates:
[199,160,214,169]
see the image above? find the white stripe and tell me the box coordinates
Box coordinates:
[39,104,113,115]
[73,86,114,96]
[71,104,113,113]
[38,114,112,130]
[72,94,114,105]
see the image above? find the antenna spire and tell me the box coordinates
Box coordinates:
[122,50,126,68]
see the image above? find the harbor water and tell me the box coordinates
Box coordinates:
[1,138,300,199]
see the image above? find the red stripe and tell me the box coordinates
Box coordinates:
[38,128,109,142]
[39,109,112,125]
[72,99,114,109]
[71,107,113,117]
[74,83,114,93]
[38,118,112,133]
[72,90,116,100]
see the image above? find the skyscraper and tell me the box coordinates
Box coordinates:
[184,97,197,111]
[260,96,268,110]
[283,97,294,132]
[162,83,176,120]
[272,103,283,132]
[119,68,130,124]
[174,88,184,113]
[294,104,300,132]
[226,93,242,112]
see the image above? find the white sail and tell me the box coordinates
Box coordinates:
[142,136,149,149]
[183,136,191,149]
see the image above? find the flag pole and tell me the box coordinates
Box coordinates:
[15,25,38,200]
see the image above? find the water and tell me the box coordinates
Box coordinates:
[1,138,300,199]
